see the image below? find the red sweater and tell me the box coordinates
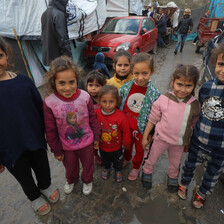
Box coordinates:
[95,108,131,152]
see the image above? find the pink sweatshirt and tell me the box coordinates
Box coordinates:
[43,90,101,156]
[148,92,200,146]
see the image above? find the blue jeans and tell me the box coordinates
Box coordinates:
[158,32,166,46]
[175,33,187,52]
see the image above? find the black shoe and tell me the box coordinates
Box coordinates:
[219,173,224,185]
[142,172,152,189]
[180,49,183,53]
[167,176,178,193]
[174,51,177,55]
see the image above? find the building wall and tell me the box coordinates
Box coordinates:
[159,0,210,9]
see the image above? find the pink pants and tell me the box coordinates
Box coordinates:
[142,135,184,179]
[62,144,94,184]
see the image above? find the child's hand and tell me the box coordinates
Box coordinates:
[54,154,64,161]
[184,146,188,152]
[0,165,5,173]
[142,138,150,150]
[94,141,99,150]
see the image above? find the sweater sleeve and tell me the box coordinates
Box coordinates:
[148,97,162,124]
[120,113,131,148]
[43,101,63,156]
[87,97,101,141]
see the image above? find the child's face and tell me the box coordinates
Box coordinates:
[215,53,224,83]
[132,62,153,87]
[87,80,102,98]
[55,69,77,98]
[172,76,195,99]
[113,56,131,77]
[0,48,8,79]
[100,93,117,113]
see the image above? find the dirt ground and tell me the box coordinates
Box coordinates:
[0,41,224,224]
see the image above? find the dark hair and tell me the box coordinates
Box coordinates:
[47,55,80,93]
[86,70,106,89]
[211,42,224,66]
[98,85,121,106]
[113,49,132,65]
[0,36,14,69]
[172,64,199,96]
[131,52,154,73]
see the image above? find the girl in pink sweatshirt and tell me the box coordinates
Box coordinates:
[141,65,200,192]
[43,56,101,196]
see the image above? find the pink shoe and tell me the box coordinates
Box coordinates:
[128,169,139,181]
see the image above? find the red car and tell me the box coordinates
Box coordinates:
[83,16,158,64]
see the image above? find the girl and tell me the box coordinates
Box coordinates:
[86,70,106,110]
[86,70,106,165]
[120,53,160,181]
[178,43,224,208]
[43,56,101,196]
[95,85,131,182]
[141,65,200,192]
[0,36,59,216]
[93,52,111,78]
[107,49,133,90]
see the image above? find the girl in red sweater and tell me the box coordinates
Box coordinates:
[95,85,131,182]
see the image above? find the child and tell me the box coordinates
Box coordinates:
[86,70,106,165]
[43,56,101,196]
[95,85,131,182]
[107,49,133,90]
[86,70,107,110]
[177,43,224,208]
[142,65,200,192]
[0,36,59,216]
[93,52,111,78]
[120,52,160,180]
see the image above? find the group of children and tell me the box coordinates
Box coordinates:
[0,36,224,215]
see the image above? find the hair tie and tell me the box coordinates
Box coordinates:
[178,64,183,67]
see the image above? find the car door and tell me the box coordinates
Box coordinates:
[140,18,157,52]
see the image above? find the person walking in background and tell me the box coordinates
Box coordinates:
[174,8,193,55]
[43,56,101,196]
[156,8,167,47]
[93,52,111,79]
[120,53,160,181]
[0,36,59,216]
[41,0,72,66]
[177,43,224,209]
[141,65,200,192]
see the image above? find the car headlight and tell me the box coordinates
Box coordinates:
[116,42,130,51]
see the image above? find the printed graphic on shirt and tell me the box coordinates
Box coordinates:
[101,123,120,145]
[65,111,85,139]
[127,93,145,113]
[202,96,224,121]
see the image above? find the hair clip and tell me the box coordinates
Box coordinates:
[178,64,183,67]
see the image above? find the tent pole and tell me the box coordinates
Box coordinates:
[12,28,33,81]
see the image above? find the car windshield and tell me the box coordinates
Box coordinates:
[100,19,140,35]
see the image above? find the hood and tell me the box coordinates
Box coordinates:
[95,52,105,63]
[50,0,68,14]
[92,34,138,47]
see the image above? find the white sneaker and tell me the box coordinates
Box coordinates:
[83,182,93,195]
[64,182,74,194]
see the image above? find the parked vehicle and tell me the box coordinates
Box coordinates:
[83,16,158,64]
[199,29,224,83]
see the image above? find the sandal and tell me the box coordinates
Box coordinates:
[31,195,51,216]
[192,186,205,209]
[167,176,178,193]
[177,184,188,200]
[141,172,152,189]
[115,171,123,183]
[101,169,110,180]
[40,185,60,203]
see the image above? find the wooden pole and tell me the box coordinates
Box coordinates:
[12,28,33,80]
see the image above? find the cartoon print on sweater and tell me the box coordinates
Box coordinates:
[127,93,144,113]
[65,111,85,139]
[101,123,120,145]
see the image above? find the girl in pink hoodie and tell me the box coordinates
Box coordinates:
[141,65,200,192]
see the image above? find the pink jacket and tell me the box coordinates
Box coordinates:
[43,90,101,156]
[148,92,200,146]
